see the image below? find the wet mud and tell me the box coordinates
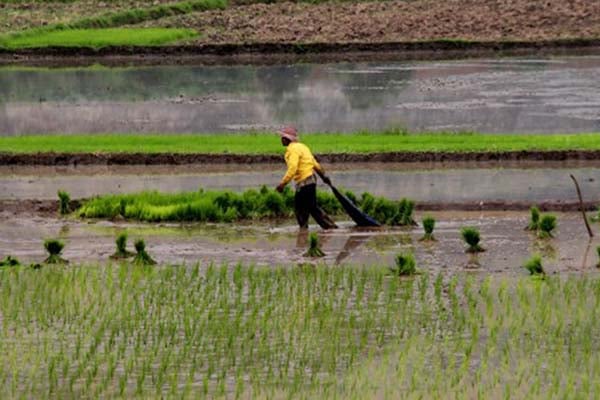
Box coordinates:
[1,211,597,274]
[4,150,600,166]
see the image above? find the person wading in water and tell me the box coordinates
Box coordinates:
[275,126,338,230]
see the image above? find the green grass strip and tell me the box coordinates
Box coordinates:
[77,187,415,225]
[0,0,226,48]
[2,132,600,154]
[1,28,198,49]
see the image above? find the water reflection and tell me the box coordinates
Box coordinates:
[2,57,600,135]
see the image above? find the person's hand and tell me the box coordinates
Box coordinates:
[276,183,285,193]
[321,175,332,186]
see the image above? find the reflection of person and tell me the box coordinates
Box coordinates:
[275,126,337,230]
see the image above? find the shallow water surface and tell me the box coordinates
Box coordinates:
[2,56,600,135]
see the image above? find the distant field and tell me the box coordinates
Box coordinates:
[2,132,600,154]
[0,28,197,48]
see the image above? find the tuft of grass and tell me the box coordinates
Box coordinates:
[5,132,600,155]
[461,227,485,253]
[419,215,436,241]
[110,232,135,260]
[0,28,197,49]
[0,255,20,267]
[526,206,540,231]
[133,239,156,265]
[43,239,68,264]
[523,254,545,276]
[391,252,417,276]
[58,190,70,215]
[304,233,325,257]
[538,214,557,239]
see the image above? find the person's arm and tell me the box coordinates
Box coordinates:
[276,150,299,192]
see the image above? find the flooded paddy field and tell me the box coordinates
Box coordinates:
[1,210,597,274]
[2,56,600,135]
[2,162,600,206]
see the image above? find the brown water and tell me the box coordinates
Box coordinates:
[1,211,596,274]
[2,56,600,135]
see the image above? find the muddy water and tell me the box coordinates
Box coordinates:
[2,164,600,204]
[2,56,600,135]
[1,211,597,274]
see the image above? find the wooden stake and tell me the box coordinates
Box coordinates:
[570,174,594,238]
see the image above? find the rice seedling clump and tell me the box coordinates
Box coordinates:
[526,205,540,231]
[523,254,545,276]
[0,255,20,267]
[461,227,485,253]
[110,232,135,259]
[538,214,557,238]
[305,233,325,257]
[420,216,436,241]
[58,190,70,215]
[392,252,417,276]
[133,239,156,265]
[43,239,68,264]
[77,188,415,226]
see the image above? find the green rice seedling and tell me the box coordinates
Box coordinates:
[304,233,325,257]
[399,199,417,226]
[133,239,156,265]
[538,214,557,238]
[526,206,540,231]
[58,190,70,215]
[110,232,134,260]
[419,216,436,241]
[522,255,545,276]
[391,253,417,276]
[596,246,600,268]
[43,239,68,264]
[0,255,20,267]
[461,227,485,253]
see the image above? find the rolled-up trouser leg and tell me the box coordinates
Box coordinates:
[297,183,338,229]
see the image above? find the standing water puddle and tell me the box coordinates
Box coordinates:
[2,56,600,134]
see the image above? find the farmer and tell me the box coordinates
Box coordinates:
[275,126,338,230]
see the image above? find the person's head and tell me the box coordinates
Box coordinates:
[278,126,298,147]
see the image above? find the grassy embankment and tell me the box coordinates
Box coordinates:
[0,0,226,49]
[0,263,599,398]
[2,132,600,154]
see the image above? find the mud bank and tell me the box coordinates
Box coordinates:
[4,150,600,166]
[2,40,600,67]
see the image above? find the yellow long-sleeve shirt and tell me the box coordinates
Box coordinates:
[280,142,323,186]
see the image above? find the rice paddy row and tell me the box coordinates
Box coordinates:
[1,263,600,398]
[3,131,600,154]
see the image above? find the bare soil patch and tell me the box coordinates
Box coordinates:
[143,0,600,45]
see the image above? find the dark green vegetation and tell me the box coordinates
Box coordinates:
[133,239,156,265]
[597,246,600,268]
[305,233,325,258]
[58,190,70,215]
[538,214,557,239]
[419,215,435,241]
[391,252,416,276]
[4,132,600,154]
[461,227,484,253]
[110,232,135,259]
[2,264,600,397]
[0,255,20,267]
[77,187,415,226]
[43,239,68,264]
[523,255,544,276]
[526,206,540,231]
[0,28,197,49]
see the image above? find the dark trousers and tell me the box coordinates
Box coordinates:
[294,183,338,229]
